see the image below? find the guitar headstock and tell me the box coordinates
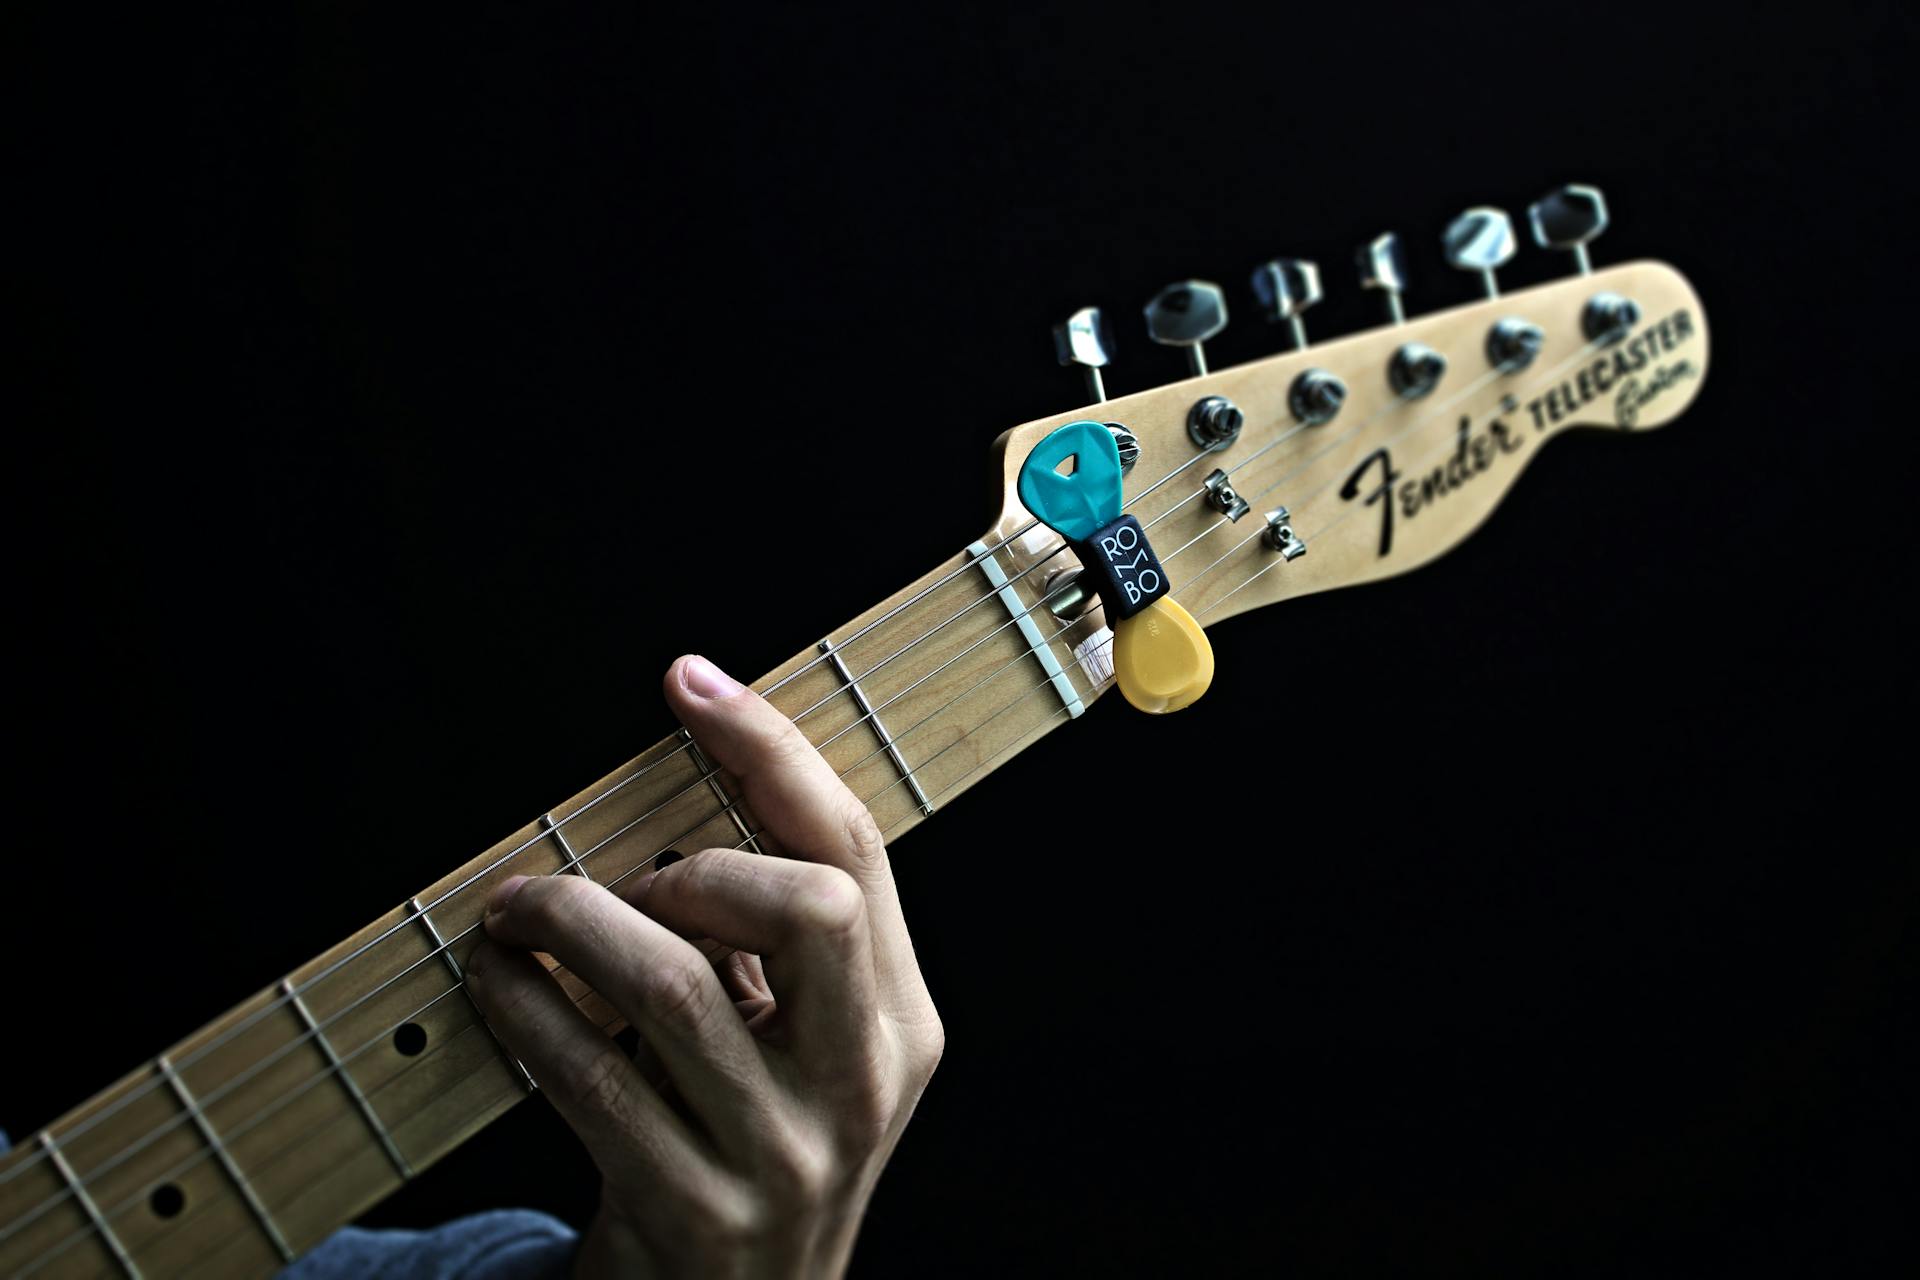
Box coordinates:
[982,189,1708,703]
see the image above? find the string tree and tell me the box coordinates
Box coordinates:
[1264,506,1305,560]
[1529,182,1642,344]
[1202,468,1251,522]
[1358,230,1446,399]
[1144,279,1227,377]
[1052,306,1116,403]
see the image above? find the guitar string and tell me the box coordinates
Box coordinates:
[0,365,1325,1204]
[9,296,1519,1207]
[1,388,1358,1247]
[2,324,1613,1259]
[0,388,1266,1200]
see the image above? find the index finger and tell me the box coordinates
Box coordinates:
[664,655,926,1012]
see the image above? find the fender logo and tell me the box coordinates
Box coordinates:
[1526,308,1697,430]
[1339,416,1525,559]
[1614,359,1698,427]
[1341,307,1702,560]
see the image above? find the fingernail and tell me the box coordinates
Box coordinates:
[487,875,531,919]
[681,655,744,699]
[466,939,491,980]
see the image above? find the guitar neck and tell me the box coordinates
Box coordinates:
[0,535,1107,1278]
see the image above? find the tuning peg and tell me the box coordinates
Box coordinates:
[1355,232,1408,325]
[1052,306,1116,403]
[1442,206,1516,299]
[1358,230,1446,398]
[1143,280,1228,377]
[1250,258,1321,350]
[1528,183,1609,276]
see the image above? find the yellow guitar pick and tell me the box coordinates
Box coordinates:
[1111,597,1213,714]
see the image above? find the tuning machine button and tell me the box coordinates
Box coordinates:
[1356,232,1409,325]
[1358,230,1448,398]
[1443,206,1517,299]
[1053,306,1116,403]
[1145,280,1228,377]
[1528,183,1641,345]
[1528,184,1608,276]
[1251,258,1322,350]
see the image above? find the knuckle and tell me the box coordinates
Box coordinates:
[840,801,887,868]
[788,866,867,944]
[690,1184,764,1246]
[919,1010,947,1075]
[636,953,721,1031]
[762,1128,834,1204]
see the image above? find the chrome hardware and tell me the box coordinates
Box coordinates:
[1251,257,1322,349]
[1582,292,1642,345]
[1053,306,1116,402]
[1357,232,1409,324]
[1289,369,1347,425]
[1388,342,1447,398]
[1487,317,1545,372]
[1145,279,1228,376]
[1264,507,1306,560]
[1528,183,1609,276]
[1104,421,1140,474]
[1443,206,1517,298]
[1042,566,1098,621]
[1187,394,1244,451]
[1203,468,1250,522]
[820,639,934,815]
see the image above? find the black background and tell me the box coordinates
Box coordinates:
[9,4,1917,1276]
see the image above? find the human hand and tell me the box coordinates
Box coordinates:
[465,654,944,1277]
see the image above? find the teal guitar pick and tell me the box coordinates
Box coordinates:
[1016,420,1123,543]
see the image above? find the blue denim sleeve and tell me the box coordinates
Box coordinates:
[279,1210,579,1280]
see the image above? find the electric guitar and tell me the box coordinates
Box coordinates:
[0,186,1709,1277]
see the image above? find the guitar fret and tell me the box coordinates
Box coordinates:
[35,1132,142,1279]
[539,811,592,878]
[676,728,765,853]
[818,639,935,816]
[155,1056,294,1263]
[277,979,413,1180]
[405,897,537,1093]
[966,539,1085,718]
